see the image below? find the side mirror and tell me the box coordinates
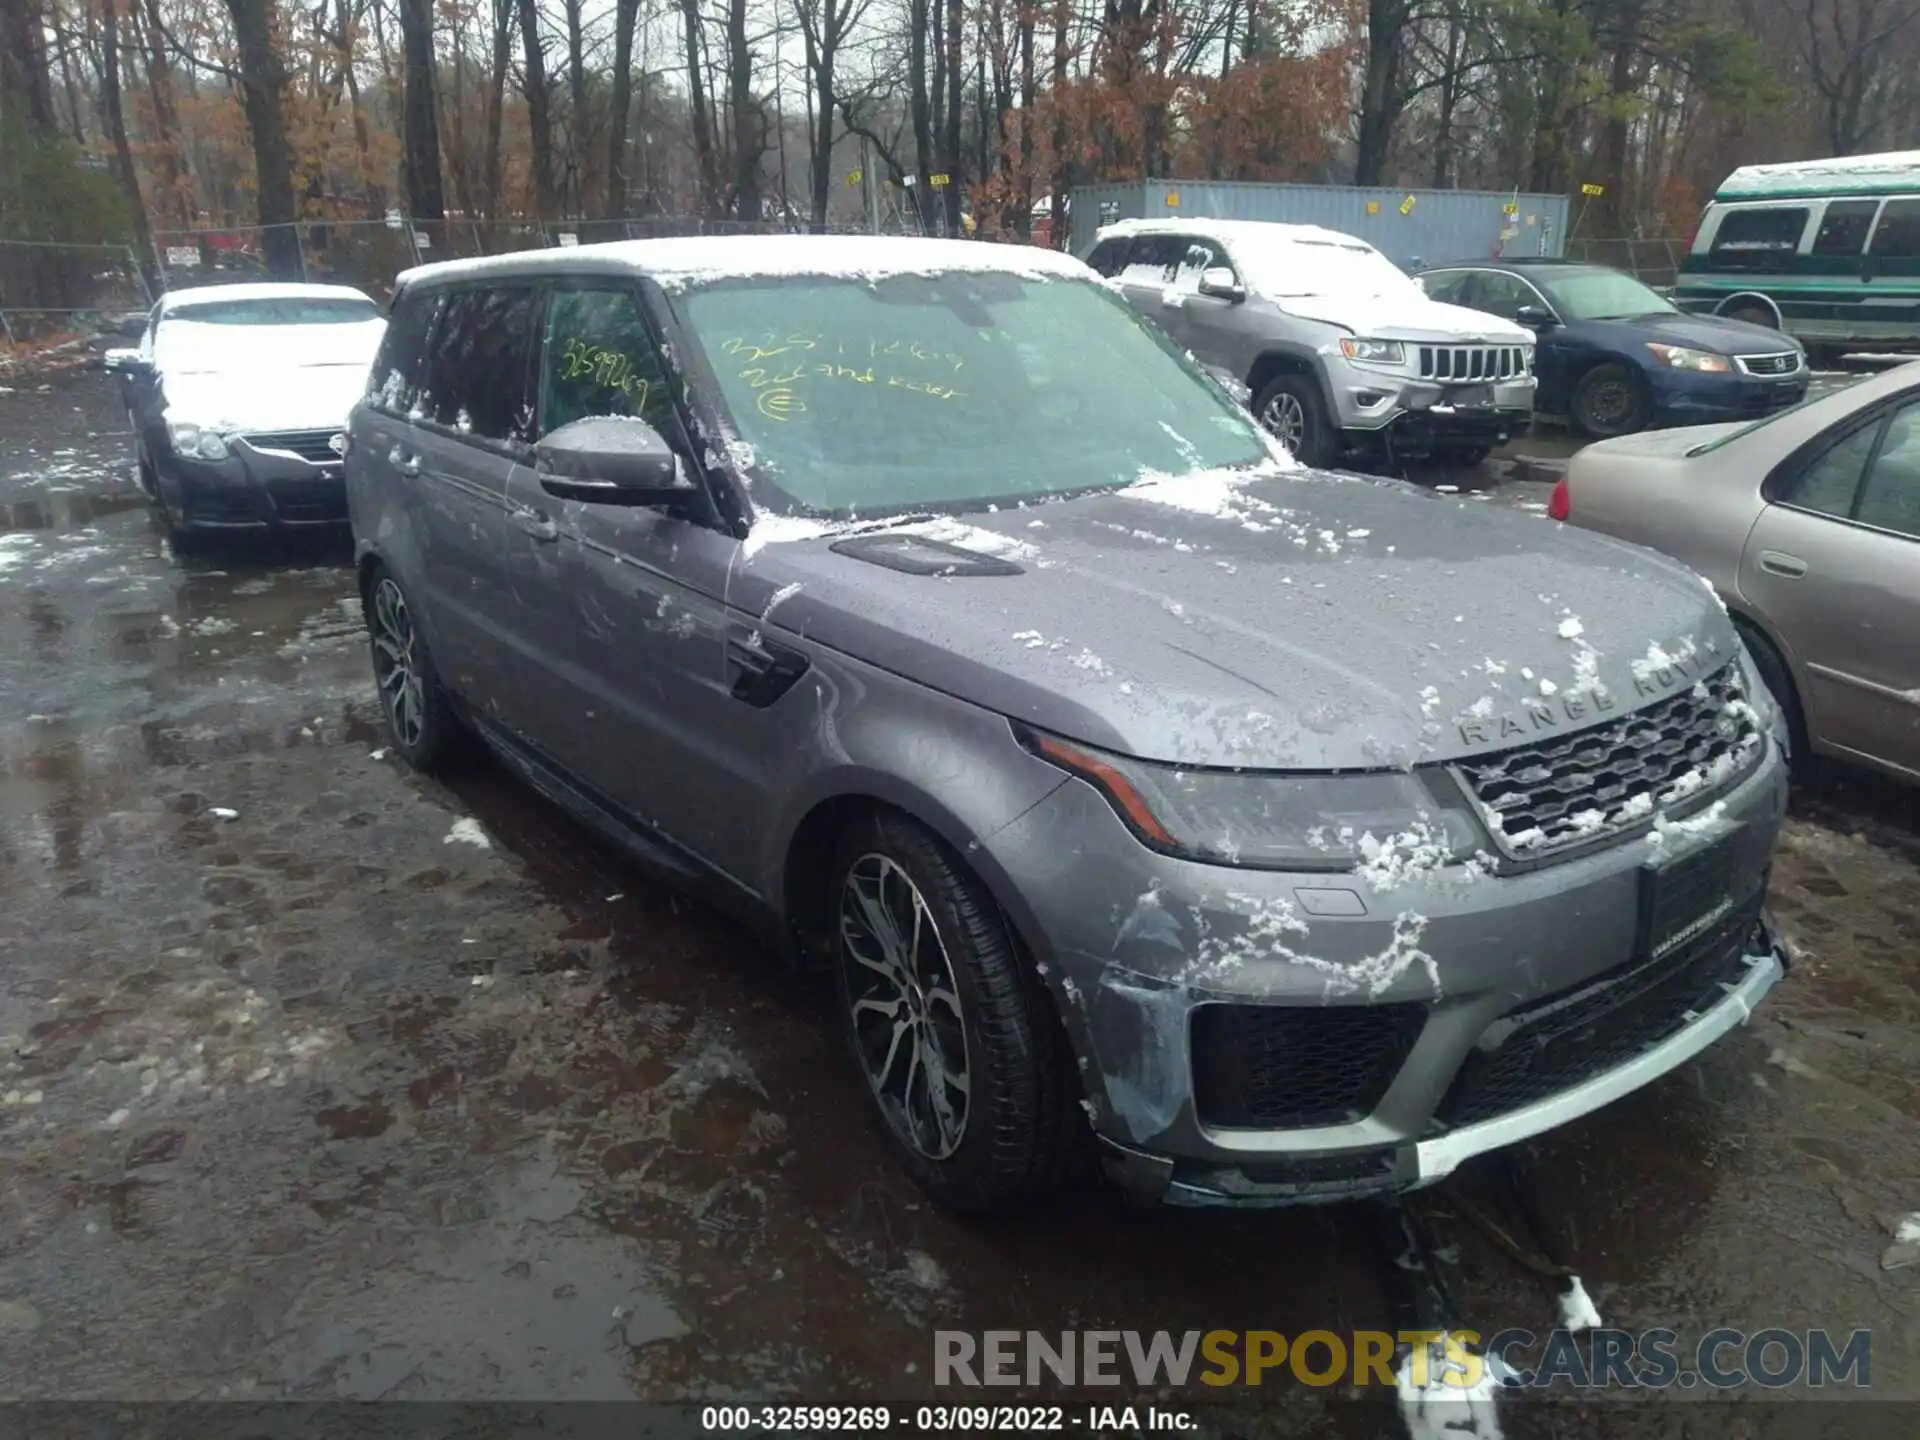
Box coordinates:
[1197,266,1245,302]
[102,348,153,377]
[534,415,698,507]
[1514,305,1557,330]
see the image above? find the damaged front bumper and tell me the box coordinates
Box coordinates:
[986,729,1790,1209]
[1102,913,1786,1207]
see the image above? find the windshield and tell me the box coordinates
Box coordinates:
[1233,239,1414,300]
[1536,271,1675,321]
[164,297,379,326]
[677,272,1268,517]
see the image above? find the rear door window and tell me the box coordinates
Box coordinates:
[421,287,537,443]
[538,287,679,439]
[368,287,443,414]
[1118,235,1184,285]
[1855,402,1920,538]
[1811,200,1879,258]
[1709,207,1810,270]
[1868,199,1920,260]
[1787,420,1880,519]
[1084,237,1131,276]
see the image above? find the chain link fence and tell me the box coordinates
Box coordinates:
[0,240,153,344]
[1563,237,1687,289]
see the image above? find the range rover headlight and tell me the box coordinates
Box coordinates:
[1017,726,1482,870]
[168,421,232,461]
[1339,337,1406,364]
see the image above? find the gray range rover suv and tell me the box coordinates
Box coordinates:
[346,235,1789,1212]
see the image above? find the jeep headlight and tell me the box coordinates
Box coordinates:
[1647,343,1731,373]
[1339,337,1405,364]
[1017,726,1482,870]
[168,421,233,461]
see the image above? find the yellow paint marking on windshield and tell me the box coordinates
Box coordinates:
[757,387,804,421]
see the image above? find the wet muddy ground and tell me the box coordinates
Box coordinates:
[4,370,1919,1435]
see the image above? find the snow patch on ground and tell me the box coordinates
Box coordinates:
[444,818,492,849]
[1559,1276,1604,1331]
[1398,1335,1504,1440]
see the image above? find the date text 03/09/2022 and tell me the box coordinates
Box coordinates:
[699,1405,1196,1432]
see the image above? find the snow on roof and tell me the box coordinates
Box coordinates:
[1716,150,1920,201]
[159,281,374,313]
[1096,217,1376,252]
[398,234,1093,291]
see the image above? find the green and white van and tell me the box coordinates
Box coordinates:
[1674,151,1920,366]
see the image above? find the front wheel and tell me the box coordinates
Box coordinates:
[1570,363,1648,439]
[1253,375,1338,468]
[831,812,1076,1212]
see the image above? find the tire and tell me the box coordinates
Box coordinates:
[1570,363,1649,439]
[1732,616,1807,766]
[1805,344,1844,372]
[135,440,160,498]
[1253,374,1338,468]
[1445,446,1491,467]
[830,811,1077,1212]
[363,563,471,773]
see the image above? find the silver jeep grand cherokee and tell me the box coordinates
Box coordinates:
[1088,218,1537,468]
[347,235,1788,1214]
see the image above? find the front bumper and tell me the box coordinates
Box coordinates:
[1326,361,1536,447]
[152,440,350,534]
[1651,370,1808,425]
[984,726,1790,1208]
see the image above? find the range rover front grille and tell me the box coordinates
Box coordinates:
[1456,660,1763,859]
[1417,345,1530,382]
[241,429,343,464]
[1734,352,1802,377]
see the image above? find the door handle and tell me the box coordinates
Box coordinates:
[1759,550,1808,579]
[388,445,420,478]
[512,508,558,542]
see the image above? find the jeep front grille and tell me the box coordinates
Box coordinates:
[1417,345,1530,382]
[1455,660,1763,859]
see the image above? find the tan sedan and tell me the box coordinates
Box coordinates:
[1555,361,1920,781]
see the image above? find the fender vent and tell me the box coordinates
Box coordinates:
[829,532,1023,576]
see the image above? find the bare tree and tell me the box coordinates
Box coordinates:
[1795,0,1920,154]
[606,0,642,215]
[224,0,302,275]
[399,0,445,230]
[98,0,158,284]
[520,0,560,218]
[796,0,874,230]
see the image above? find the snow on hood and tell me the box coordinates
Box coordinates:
[1280,292,1533,344]
[161,359,374,434]
[153,317,383,432]
[725,464,1737,770]
[155,317,386,376]
[401,234,1093,293]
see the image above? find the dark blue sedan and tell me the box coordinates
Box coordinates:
[1415,260,1810,439]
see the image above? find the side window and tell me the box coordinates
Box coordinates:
[1420,271,1468,304]
[1868,199,1920,260]
[1085,238,1131,276]
[1466,272,1528,321]
[1119,234,1183,284]
[1787,420,1880,519]
[1172,239,1228,289]
[1855,403,1920,539]
[1709,206,1810,270]
[368,287,443,415]
[422,287,537,442]
[538,288,676,438]
[1811,200,1879,257]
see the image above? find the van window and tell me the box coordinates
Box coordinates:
[421,287,537,442]
[1868,199,1920,260]
[538,287,677,438]
[369,287,444,414]
[1811,200,1879,258]
[1709,207,1809,270]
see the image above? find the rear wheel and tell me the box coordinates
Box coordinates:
[1570,363,1648,439]
[364,565,471,773]
[1721,300,1778,330]
[1253,375,1338,468]
[831,811,1076,1212]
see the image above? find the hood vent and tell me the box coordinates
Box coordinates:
[829,532,1024,577]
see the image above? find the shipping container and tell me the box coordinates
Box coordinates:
[1067,180,1571,270]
